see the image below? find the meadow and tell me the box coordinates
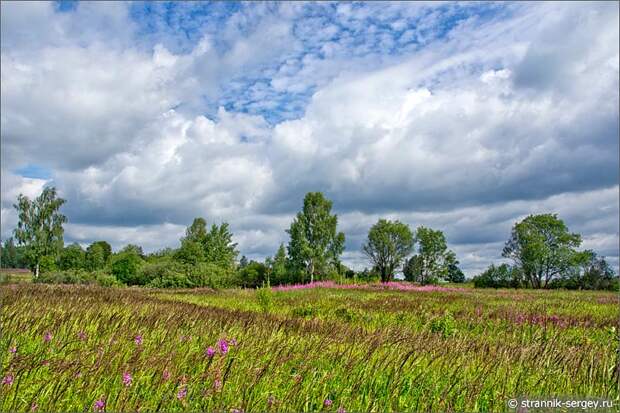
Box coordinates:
[1,282,618,412]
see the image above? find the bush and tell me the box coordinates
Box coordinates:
[111,252,144,285]
[430,312,457,337]
[256,287,273,313]
[473,264,522,288]
[140,260,191,288]
[34,269,121,287]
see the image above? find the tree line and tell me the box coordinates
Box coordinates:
[1,187,617,290]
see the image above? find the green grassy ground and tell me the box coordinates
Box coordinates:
[1,284,618,412]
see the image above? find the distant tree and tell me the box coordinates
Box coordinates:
[445,252,465,283]
[111,250,144,285]
[13,187,67,277]
[287,192,345,283]
[502,214,581,289]
[85,242,110,271]
[473,264,523,288]
[239,255,249,268]
[362,219,414,282]
[120,244,144,258]
[404,227,454,285]
[270,243,289,285]
[59,243,86,270]
[204,223,238,271]
[1,238,19,268]
[174,239,205,265]
[237,260,267,288]
[185,218,208,245]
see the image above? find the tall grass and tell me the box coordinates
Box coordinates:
[1,284,618,412]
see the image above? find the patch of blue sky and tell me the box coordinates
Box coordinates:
[14,164,52,180]
[125,1,512,124]
[54,0,78,13]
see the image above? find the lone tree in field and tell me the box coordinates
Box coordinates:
[13,187,67,277]
[403,226,454,285]
[287,192,345,283]
[362,219,414,282]
[502,213,581,289]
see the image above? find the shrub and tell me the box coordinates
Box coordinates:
[256,287,273,313]
[111,252,144,285]
[430,312,457,337]
[473,264,522,288]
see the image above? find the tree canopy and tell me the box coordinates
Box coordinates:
[362,219,414,282]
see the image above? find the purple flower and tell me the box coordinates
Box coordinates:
[30,402,38,412]
[122,372,132,387]
[267,395,275,408]
[94,398,106,412]
[162,369,171,381]
[78,331,87,341]
[214,379,222,391]
[43,332,52,343]
[324,399,333,408]
[206,346,216,358]
[337,407,346,413]
[9,346,17,354]
[177,386,187,400]
[2,374,14,386]
[218,339,229,355]
[134,335,143,346]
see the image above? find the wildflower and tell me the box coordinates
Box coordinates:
[41,360,49,366]
[134,335,143,346]
[229,338,238,346]
[2,374,14,386]
[43,332,52,343]
[218,339,229,355]
[324,399,333,408]
[206,346,216,358]
[162,369,171,381]
[30,402,38,412]
[214,379,222,391]
[122,372,132,387]
[177,386,187,400]
[94,398,106,412]
[337,407,346,413]
[78,331,87,341]
[9,346,17,354]
[231,409,244,413]
[267,395,275,408]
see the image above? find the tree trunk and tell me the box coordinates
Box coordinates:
[309,261,314,284]
[35,263,40,278]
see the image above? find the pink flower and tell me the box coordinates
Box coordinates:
[214,379,222,391]
[337,407,346,413]
[229,338,238,346]
[94,398,106,412]
[162,369,171,381]
[41,360,49,366]
[9,346,17,354]
[134,335,143,346]
[122,372,132,387]
[30,402,38,412]
[2,374,14,386]
[78,331,87,341]
[43,332,52,343]
[206,347,216,358]
[323,399,333,408]
[218,339,229,355]
[177,386,187,400]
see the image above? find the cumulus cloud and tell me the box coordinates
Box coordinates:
[1,1,617,276]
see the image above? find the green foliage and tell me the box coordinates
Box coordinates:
[34,269,121,287]
[403,227,457,285]
[174,239,205,265]
[430,311,457,337]
[287,192,345,282]
[445,252,466,283]
[38,255,58,274]
[503,213,582,288]
[85,242,110,271]
[472,264,523,288]
[204,223,238,270]
[256,287,273,313]
[362,219,414,282]
[237,261,267,288]
[548,251,619,291]
[1,238,28,269]
[13,187,67,277]
[59,243,86,270]
[110,251,144,285]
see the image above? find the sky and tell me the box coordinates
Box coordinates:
[1,1,618,276]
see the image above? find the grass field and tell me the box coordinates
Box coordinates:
[1,283,618,412]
